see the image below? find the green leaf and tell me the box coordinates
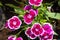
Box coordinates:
[58,0,60,6]
[46,11,60,20]
[28,38,30,40]
[14,8,24,15]
[0,2,3,6]
[5,4,20,8]
[40,19,47,24]
[54,32,58,35]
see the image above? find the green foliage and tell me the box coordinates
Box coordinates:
[0,2,3,6]
[58,0,60,6]
[54,32,58,35]
[5,4,19,8]
[46,11,60,20]
[14,8,24,15]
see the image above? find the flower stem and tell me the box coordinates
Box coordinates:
[15,27,27,37]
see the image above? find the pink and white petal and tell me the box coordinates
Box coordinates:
[31,23,43,36]
[23,13,34,25]
[8,18,14,29]
[29,9,36,17]
[5,21,9,28]
[29,0,34,5]
[42,23,54,35]
[13,18,22,30]
[34,2,42,6]
[24,5,32,10]
[36,0,43,3]
[24,18,33,25]
[8,35,16,40]
[25,27,31,37]
[43,23,53,29]
[39,32,53,40]
[25,27,36,39]
[8,16,22,30]
[34,0,43,6]
[34,9,38,16]
[16,37,23,40]
[48,34,53,40]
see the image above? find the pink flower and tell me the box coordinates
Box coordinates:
[29,9,38,17]
[42,23,54,35]
[24,5,32,10]
[6,16,22,30]
[31,23,43,36]
[8,35,23,40]
[8,35,16,40]
[5,21,9,28]
[23,13,34,25]
[29,0,43,6]
[39,23,54,40]
[23,9,38,24]
[25,27,36,39]
[16,37,23,40]
[39,32,53,40]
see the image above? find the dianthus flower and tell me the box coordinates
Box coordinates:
[5,16,22,30]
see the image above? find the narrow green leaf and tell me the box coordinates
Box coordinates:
[54,32,58,35]
[58,0,60,6]
[5,4,19,8]
[0,2,3,6]
[46,11,60,19]
[28,38,30,40]
[14,8,24,15]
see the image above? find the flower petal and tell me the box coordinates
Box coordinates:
[25,27,36,39]
[31,23,43,36]
[16,37,23,40]
[8,35,16,40]
[8,16,22,30]
[24,5,32,10]
[29,9,38,17]
[29,0,34,5]
[23,13,34,25]
[42,23,54,35]
[29,0,43,6]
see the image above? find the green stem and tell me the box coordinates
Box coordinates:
[15,27,27,37]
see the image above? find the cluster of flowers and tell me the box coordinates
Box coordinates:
[5,0,54,40]
[25,23,54,40]
[8,35,23,40]
[24,5,38,24]
[23,0,43,24]
[5,0,43,30]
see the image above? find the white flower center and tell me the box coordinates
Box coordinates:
[44,36,48,38]
[13,21,17,25]
[36,29,39,31]
[27,15,32,18]
[34,0,37,2]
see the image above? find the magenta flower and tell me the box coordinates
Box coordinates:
[31,23,43,36]
[29,9,38,17]
[39,32,53,40]
[25,27,36,39]
[24,5,32,10]
[8,35,16,40]
[23,13,34,25]
[16,37,23,40]
[42,23,54,35]
[5,21,9,28]
[39,23,54,40]
[29,0,43,6]
[6,16,22,30]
